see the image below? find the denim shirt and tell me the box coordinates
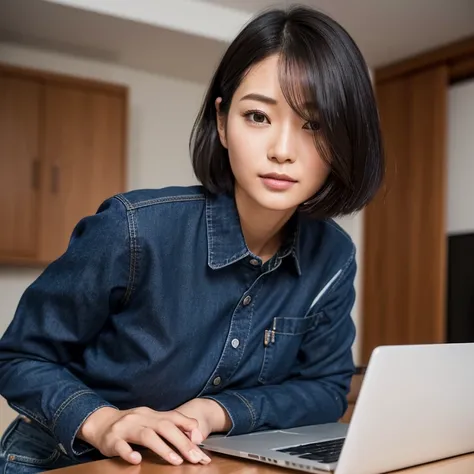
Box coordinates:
[0,185,356,464]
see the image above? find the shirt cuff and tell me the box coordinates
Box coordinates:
[202,391,256,436]
[51,390,116,458]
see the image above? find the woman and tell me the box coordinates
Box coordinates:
[0,5,383,472]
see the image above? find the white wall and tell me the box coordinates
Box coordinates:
[447,79,474,235]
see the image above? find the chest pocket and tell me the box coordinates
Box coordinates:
[258,312,322,385]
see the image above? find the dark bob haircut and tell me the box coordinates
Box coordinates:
[190,5,384,218]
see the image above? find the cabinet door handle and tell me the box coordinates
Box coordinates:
[51,165,60,194]
[31,159,40,190]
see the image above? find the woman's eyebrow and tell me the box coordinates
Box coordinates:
[240,93,278,105]
[240,93,318,114]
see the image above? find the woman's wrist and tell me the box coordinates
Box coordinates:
[200,398,232,433]
[78,407,119,445]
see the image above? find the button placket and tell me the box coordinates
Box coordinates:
[197,280,263,397]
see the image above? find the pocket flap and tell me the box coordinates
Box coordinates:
[272,313,321,335]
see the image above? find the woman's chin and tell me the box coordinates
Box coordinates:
[251,192,302,213]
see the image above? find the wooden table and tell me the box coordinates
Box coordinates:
[49,451,474,474]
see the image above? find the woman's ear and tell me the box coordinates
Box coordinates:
[215,97,228,149]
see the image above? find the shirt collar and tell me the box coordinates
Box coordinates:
[205,191,302,275]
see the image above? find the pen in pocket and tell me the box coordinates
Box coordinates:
[264,319,277,346]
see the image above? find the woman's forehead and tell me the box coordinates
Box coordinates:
[237,55,281,93]
[234,54,318,117]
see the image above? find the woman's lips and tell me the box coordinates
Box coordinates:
[260,173,297,191]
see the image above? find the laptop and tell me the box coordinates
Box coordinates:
[201,343,474,473]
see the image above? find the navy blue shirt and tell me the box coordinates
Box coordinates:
[0,185,356,461]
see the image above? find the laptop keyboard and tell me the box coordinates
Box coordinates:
[276,437,345,464]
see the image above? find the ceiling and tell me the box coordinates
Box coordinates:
[199,0,474,68]
[0,0,473,84]
[0,0,228,84]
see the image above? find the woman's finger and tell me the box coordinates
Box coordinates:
[113,438,142,465]
[190,428,204,444]
[127,426,184,465]
[167,410,199,433]
[153,420,210,464]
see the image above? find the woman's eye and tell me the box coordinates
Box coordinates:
[303,121,321,131]
[303,121,320,131]
[246,112,269,124]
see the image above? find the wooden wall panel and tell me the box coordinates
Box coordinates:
[361,66,448,363]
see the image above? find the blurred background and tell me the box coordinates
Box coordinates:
[0,0,473,431]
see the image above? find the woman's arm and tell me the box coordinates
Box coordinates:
[0,197,131,458]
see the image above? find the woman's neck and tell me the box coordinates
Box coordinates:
[234,186,296,262]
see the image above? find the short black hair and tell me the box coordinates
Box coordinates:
[190,5,384,218]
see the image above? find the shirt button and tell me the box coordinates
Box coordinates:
[243,295,252,306]
[213,376,222,386]
[231,339,240,349]
[249,258,259,266]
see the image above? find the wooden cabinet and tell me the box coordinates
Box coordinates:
[0,65,127,265]
[0,75,41,261]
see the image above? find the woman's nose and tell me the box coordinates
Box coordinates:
[267,123,296,163]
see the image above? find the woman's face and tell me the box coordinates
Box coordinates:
[216,54,330,213]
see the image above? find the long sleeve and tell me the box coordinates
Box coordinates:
[0,197,131,458]
[205,250,357,435]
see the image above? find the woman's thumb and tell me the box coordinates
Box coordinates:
[190,428,204,444]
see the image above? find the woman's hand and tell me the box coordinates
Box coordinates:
[176,398,232,441]
[78,406,211,466]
